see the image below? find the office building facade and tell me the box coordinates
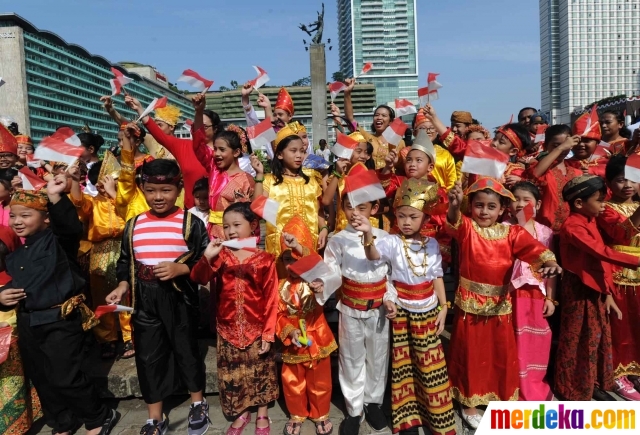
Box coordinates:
[540,0,640,124]
[337,0,419,106]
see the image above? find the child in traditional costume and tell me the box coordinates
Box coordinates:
[189,177,210,225]
[505,182,557,401]
[446,178,560,429]
[107,159,210,435]
[191,202,279,435]
[115,123,150,222]
[321,163,392,434]
[277,216,337,435]
[555,174,640,401]
[596,156,640,400]
[411,109,457,190]
[1,179,119,435]
[353,177,456,435]
[565,107,609,177]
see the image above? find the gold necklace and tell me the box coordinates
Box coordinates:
[401,235,429,277]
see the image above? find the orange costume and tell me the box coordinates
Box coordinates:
[446,178,557,406]
[276,217,337,424]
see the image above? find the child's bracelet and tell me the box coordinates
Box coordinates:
[360,234,376,247]
[332,170,343,179]
[319,225,329,234]
[545,297,559,306]
[437,301,451,311]
[254,177,264,183]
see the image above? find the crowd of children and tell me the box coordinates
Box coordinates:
[0,78,639,435]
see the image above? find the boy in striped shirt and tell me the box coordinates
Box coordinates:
[107,160,210,435]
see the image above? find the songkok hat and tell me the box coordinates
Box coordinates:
[562,174,605,202]
[465,177,515,202]
[410,129,437,164]
[280,216,314,259]
[393,178,445,215]
[573,106,601,141]
[10,189,49,211]
[154,105,181,127]
[0,124,18,156]
[451,111,473,124]
[275,87,294,116]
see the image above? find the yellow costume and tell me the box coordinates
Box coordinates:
[263,168,322,258]
[432,145,458,191]
[358,127,405,170]
[115,148,150,222]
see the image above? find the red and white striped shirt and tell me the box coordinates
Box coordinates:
[132,209,188,266]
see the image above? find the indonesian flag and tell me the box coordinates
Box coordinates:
[583,104,599,137]
[427,72,442,91]
[26,154,42,169]
[461,140,510,179]
[418,86,437,106]
[18,168,46,190]
[246,118,276,151]
[588,144,610,162]
[534,124,547,143]
[356,62,373,78]
[394,99,417,117]
[177,69,214,92]
[94,305,134,318]
[288,253,332,284]
[110,67,132,96]
[625,153,640,183]
[137,96,168,121]
[381,118,407,149]
[221,238,257,250]
[251,196,279,226]
[249,65,270,89]
[329,82,347,102]
[331,132,360,159]
[183,119,193,129]
[516,202,536,226]
[34,127,84,165]
[0,77,5,88]
[344,163,386,207]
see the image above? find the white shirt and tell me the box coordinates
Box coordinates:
[188,206,209,226]
[375,234,442,313]
[322,225,394,319]
[84,160,98,197]
[316,148,331,162]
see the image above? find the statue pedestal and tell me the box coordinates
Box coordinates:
[309,44,327,147]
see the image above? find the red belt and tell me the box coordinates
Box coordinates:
[136,262,157,282]
[341,277,387,311]
[393,280,434,301]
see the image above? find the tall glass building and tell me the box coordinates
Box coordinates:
[0,13,193,146]
[540,0,640,124]
[337,0,419,107]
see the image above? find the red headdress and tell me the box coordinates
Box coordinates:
[275,87,294,116]
[465,177,515,201]
[496,125,525,158]
[0,124,18,156]
[280,216,314,259]
[16,135,33,147]
[573,105,601,141]
[414,109,428,129]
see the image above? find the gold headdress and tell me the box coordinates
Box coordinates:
[98,150,121,182]
[348,131,367,143]
[154,105,181,127]
[274,121,307,151]
[393,178,441,215]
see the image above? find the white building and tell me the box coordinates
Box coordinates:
[337,0,419,106]
[540,0,640,124]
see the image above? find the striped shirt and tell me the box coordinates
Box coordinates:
[132,209,188,266]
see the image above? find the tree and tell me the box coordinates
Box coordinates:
[230,80,239,89]
[291,76,311,87]
[219,85,230,92]
[332,71,345,82]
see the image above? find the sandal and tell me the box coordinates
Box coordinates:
[226,412,251,435]
[315,420,333,435]
[121,340,135,359]
[101,341,117,360]
[255,415,271,435]
[282,421,302,435]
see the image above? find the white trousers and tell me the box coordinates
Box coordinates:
[338,309,390,417]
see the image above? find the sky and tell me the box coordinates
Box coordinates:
[5,0,541,129]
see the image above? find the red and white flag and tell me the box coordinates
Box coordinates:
[625,153,640,183]
[34,127,83,165]
[394,99,417,117]
[177,69,214,92]
[355,62,373,78]
[516,202,536,226]
[26,154,42,169]
[417,85,440,106]
[246,118,276,151]
[589,142,611,161]
[221,238,257,250]
[137,96,168,121]
[534,124,547,143]
[583,104,599,137]
[427,73,442,91]
[381,118,407,149]
[344,163,386,207]
[461,140,510,179]
[329,82,347,102]
[18,167,46,190]
[332,132,360,159]
[251,196,279,226]
[249,66,270,89]
[288,253,332,284]
[183,119,193,129]
[94,304,134,318]
[110,67,132,96]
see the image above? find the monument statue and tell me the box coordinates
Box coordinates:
[299,3,324,45]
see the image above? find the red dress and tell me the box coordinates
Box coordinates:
[565,156,608,178]
[525,160,582,234]
[439,128,467,161]
[445,215,555,406]
[596,202,640,380]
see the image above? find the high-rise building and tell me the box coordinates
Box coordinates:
[540,0,640,124]
[337,0,419,107]
[0,13,194,145]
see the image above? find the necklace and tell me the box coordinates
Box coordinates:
[401,235,430,277]
[283,171,299,177]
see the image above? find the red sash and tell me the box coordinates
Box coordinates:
[393,280,434,301]
[341,277,387,311]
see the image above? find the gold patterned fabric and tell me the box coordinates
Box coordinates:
[115,149,150,221]
[358,127,405,170]
[459,276,508,297]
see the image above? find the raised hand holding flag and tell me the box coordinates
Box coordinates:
[177,69,214,93]
[110,67,132,96]
[136,96,168,122]
[249,66,270,90]
[329,82,347,102]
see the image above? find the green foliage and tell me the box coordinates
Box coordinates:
[230,80,240,89]
[254,149,272,174]
[332,71,345,82]
[291,76,311,87]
